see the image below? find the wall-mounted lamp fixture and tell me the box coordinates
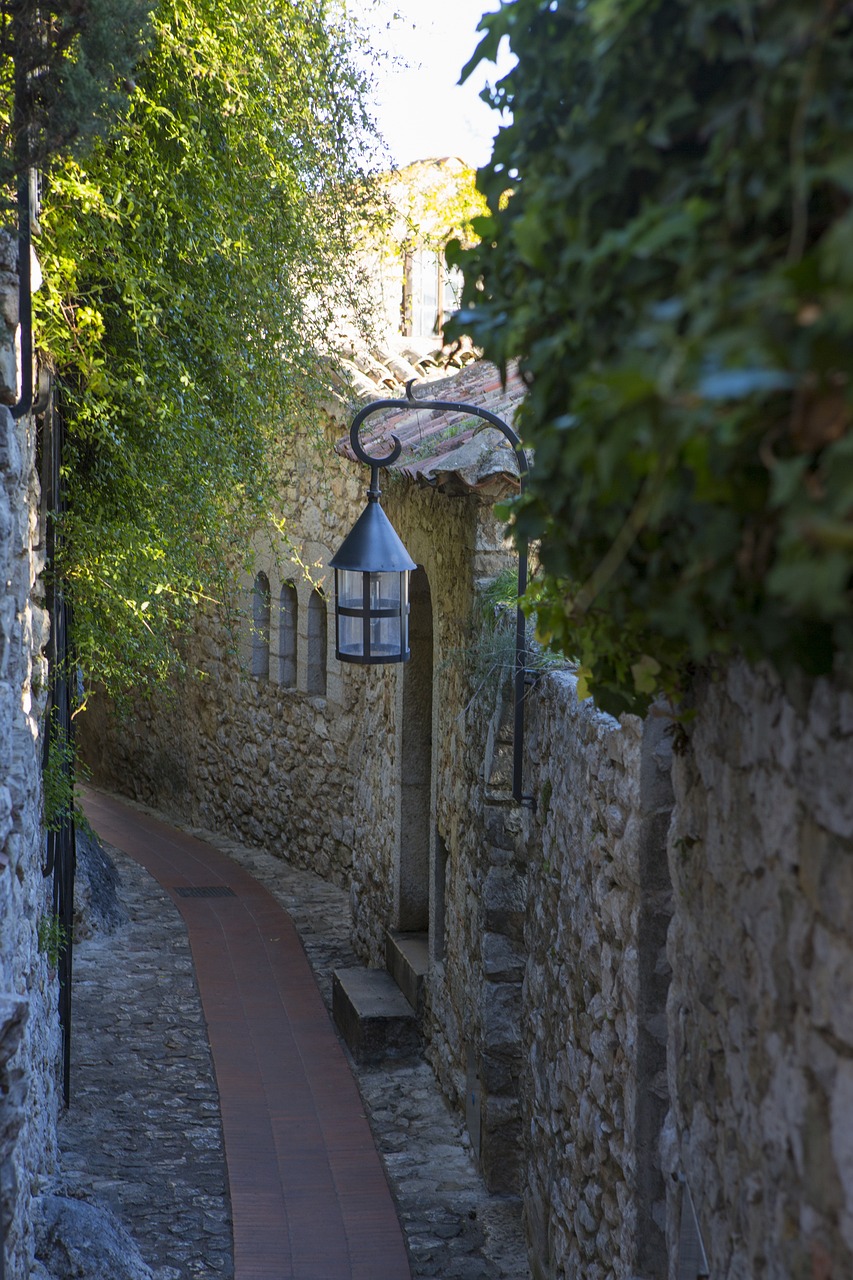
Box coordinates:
[331,380,533,805]
[330,405,417,664]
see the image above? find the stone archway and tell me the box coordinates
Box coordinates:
[395,566,433,933]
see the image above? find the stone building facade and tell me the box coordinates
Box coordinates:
[82,351,853,1279]
[0,227,61,1280]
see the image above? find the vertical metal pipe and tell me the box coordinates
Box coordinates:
[513,544,529,805]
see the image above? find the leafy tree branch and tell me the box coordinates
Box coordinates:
[451,0,853,714]
[31,0,378,700]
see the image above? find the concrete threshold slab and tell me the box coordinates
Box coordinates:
[332,966,420,1064]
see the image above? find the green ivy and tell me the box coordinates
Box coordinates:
[42,717,75,833]
[42,713,89,832]
[32,0,377,702]
[37,913,69,969]
[451,0,853,714]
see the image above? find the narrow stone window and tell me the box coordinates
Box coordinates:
[306,589,327,695]
[279,581,297,688]
[251,572,271,680]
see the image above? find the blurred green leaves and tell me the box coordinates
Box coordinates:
[453,0,853,713]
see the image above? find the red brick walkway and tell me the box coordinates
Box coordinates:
[82,789,412,1280]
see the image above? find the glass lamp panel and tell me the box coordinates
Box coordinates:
[368,570,402,612]
[369,613,402,658]
[338,611,364,658]
[338,569,364,611]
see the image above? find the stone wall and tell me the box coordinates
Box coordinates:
[497,656,853,1280]
[479,673,672,1280]
[664,658,853,1279]
[0,227,60,1280]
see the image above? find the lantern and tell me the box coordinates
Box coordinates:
[330,492,416,664]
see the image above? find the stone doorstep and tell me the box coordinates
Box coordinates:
[384,929,429,1011]
[332,966,421,1065]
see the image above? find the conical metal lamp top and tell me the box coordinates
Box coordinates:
[330,498,416,573]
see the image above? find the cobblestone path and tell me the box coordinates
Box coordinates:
[68,788,530,1280]
[59,838,232,1280]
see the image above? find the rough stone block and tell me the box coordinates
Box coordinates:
[481,981,523,1057]
[482,931,525,982]
[483,866,527,939]
[332,966,420,1064]
[479,1094,522,1193]
[34,1194,156,1280]
[0,341,16,403]
[74,829,129,940]
[480,1050,517,1094]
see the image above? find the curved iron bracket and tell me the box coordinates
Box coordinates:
[401,377,530,482]
[349,398,404,470]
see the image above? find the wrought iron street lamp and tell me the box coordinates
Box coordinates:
[330,406,417,664]
[332,380,532,805]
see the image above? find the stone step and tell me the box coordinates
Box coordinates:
[332,966,420,1064]
[384,929,429,1011]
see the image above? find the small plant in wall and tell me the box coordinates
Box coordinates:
[37,913,68,970]
[470,568,569,690]
[42,713,89,834]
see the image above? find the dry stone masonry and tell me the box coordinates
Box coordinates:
[81,388,853,1280]
[665,659,853,1279]
[0,227,61,1280]
[518,676,673,1279]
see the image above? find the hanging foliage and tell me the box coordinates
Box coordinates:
[33,0,377,699]
[451,0,853,714]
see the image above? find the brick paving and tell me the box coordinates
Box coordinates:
[68,788,530,1280]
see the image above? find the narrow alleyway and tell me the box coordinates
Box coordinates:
[80,788,410,1280]
[72,788,529,1280]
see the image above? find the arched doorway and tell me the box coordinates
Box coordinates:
[396,567,433,932]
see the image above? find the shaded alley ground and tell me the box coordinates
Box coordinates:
[62,789,529,1280]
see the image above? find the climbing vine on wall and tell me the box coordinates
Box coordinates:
[32,0,377,700]
[451,0,853,714]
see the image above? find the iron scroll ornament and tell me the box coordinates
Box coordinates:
[348,378,530,484]
[345,379,532,807]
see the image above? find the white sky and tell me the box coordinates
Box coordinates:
[349,0,514,169]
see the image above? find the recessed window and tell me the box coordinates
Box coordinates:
[279,581,297,688]
[306,589,327,696]
[251,572,270,680]
[402,244,463,341]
